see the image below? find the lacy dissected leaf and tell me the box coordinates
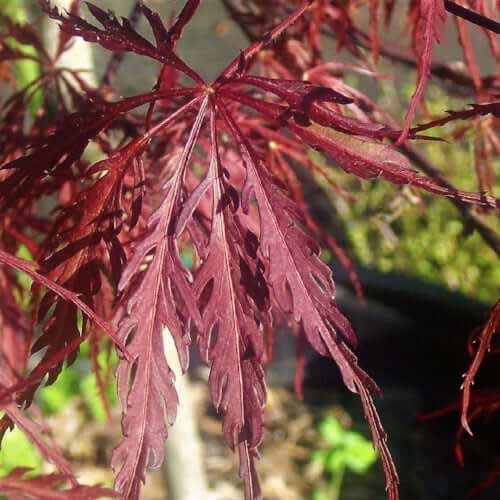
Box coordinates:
[42,140,141,283]
[0,89,191,212]
[0,265,31,372]
[224,76,395,139]
[218,101,399,500]
[111,97,207,500]
[112,250,180,499]
[138,0,201,52]
[31,134,154,388]
[32,295,84,389]
[0,249,120,347]
[0,110,110,212]
[0,467,117,500]
[0,359,76,482]
[0,84,35,164]
[39,0,203,84]
[166,0,201,46]
[218,0,313,81]
[0,248,126,407]
[249,122,364,299]
[399,0,447,143]
[234,75,353,108]
[461,301,500,435]
[192,109,266,499]
[223,91,499,209]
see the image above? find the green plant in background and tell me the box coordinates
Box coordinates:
[0,427,42,476]
[0,345,117,493]
[38,340,118,422]
[310,415,378,500]
[0,0,42,113]
[13,245,34,309]
[0,243,39,477]
[313,82,499,304]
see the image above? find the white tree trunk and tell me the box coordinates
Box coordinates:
[163,330,210,500]
[42,0,97,88]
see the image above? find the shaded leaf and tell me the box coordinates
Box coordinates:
[0,467,117,500]
[111,97,207,500]
[193,109,266,499]
[218,100,399,499]
[398,0,447,143]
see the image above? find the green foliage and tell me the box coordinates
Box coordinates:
[312,84,499,304]
[38,341,118,422]
[79,348,118,423]
[0,0,42,113]
[310,415,377,500]
[39,366,81,416]
[0,426,42,476]
[0,339,117,490]
[13,245,33,307]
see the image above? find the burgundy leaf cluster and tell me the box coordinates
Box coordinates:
[0,1,499,499]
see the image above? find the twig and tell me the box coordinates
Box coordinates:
[162,329,210,500]
[444,0,500,34]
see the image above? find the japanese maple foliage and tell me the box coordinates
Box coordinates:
[0,1,499,500]
[0,467,117,499]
